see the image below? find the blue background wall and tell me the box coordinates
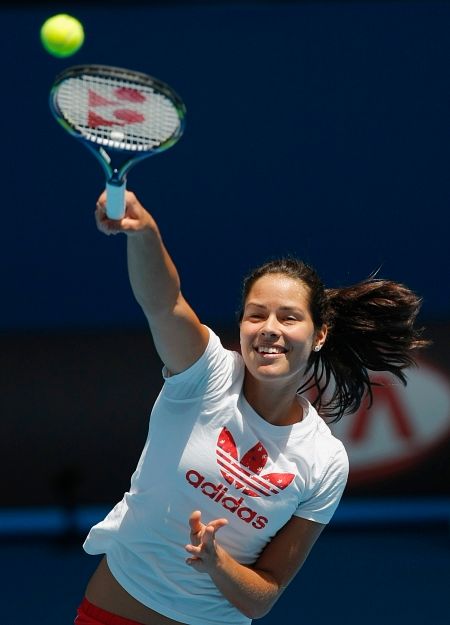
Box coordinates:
[1,0,449,331]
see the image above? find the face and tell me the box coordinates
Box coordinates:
[239,273,327,386]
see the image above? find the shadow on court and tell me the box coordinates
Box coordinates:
[1,526,448,625]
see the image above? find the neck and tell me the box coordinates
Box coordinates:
[243,372,303,426]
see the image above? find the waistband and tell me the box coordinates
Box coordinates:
[75,597,147,625]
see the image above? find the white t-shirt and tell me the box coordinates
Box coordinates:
[84,327,349,625]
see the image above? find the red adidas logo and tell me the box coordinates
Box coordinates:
[184,428,296,530]
[217,427,295,497]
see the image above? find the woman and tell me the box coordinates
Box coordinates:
[75,191,428,625]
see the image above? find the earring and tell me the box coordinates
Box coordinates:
[314,345,321,352]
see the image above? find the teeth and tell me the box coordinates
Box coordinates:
[257,346,285,354]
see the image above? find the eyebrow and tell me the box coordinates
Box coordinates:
[245,302,306,314]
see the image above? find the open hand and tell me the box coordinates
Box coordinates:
[185,510,228,573]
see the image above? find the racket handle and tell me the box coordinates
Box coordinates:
[106,181,126,220]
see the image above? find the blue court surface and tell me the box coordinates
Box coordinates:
[1,500,448,625]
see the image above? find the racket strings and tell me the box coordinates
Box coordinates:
[56,75,182,151]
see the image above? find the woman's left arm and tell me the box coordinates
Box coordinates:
[185,510,325,619]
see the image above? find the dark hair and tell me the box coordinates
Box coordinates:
[239,258,430,422]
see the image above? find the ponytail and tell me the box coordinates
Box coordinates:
[302,278,431,421]
[240,258,430,422]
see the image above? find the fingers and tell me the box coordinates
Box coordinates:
[206,518,229,532]
[188,510,203,535]
[95,201,121,235]
[186,524,213,554]
[188,511,228,538]
[184,518,226,572]
[185,511,228,560]
[95,191,123,235]
[95,190,154,236]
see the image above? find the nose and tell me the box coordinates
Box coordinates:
[260,315,280,338]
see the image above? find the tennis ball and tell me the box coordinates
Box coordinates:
[40,14,85,58]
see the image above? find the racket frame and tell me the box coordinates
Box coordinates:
[49,64,186,219]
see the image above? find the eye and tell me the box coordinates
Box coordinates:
[243,310,263,322]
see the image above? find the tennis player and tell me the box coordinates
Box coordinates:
[74,190,428,625]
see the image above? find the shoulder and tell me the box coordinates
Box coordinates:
[160,326,244,399]
[299,398,349,484]
[301,397,346,441]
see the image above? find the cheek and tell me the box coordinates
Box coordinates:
[292,327,315,350]
[239,325,257,358]
[239,322,253,340]
[239,326,247,351]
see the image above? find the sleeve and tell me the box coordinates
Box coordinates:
[294,442,349,525]
[160,326,237,401]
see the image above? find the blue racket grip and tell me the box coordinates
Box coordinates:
[106,181,126,220]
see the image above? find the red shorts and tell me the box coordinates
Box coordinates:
[74,597,146,625]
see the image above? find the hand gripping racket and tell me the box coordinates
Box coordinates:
[49,64,186,219]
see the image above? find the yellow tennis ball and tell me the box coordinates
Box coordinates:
[40,14,85,58]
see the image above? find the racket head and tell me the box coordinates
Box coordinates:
[49,64,186,168]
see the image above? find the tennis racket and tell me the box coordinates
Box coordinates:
[49,64,186,219]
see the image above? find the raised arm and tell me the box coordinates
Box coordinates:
[95,190,209,374]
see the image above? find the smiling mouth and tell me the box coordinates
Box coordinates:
[255,345,288,355]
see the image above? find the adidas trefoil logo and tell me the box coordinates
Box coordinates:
[216,427,295,497]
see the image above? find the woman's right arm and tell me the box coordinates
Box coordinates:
[96,190,209,374]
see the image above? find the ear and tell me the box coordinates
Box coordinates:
[314,324,328,351]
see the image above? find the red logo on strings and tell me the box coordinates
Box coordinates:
[87,87,146,128]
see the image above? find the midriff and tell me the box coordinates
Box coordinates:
[85,556,184,625]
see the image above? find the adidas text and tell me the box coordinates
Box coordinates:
[186,469,268,529]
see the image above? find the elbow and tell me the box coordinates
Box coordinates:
[242,605,272,620]
[240,597,278,620]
